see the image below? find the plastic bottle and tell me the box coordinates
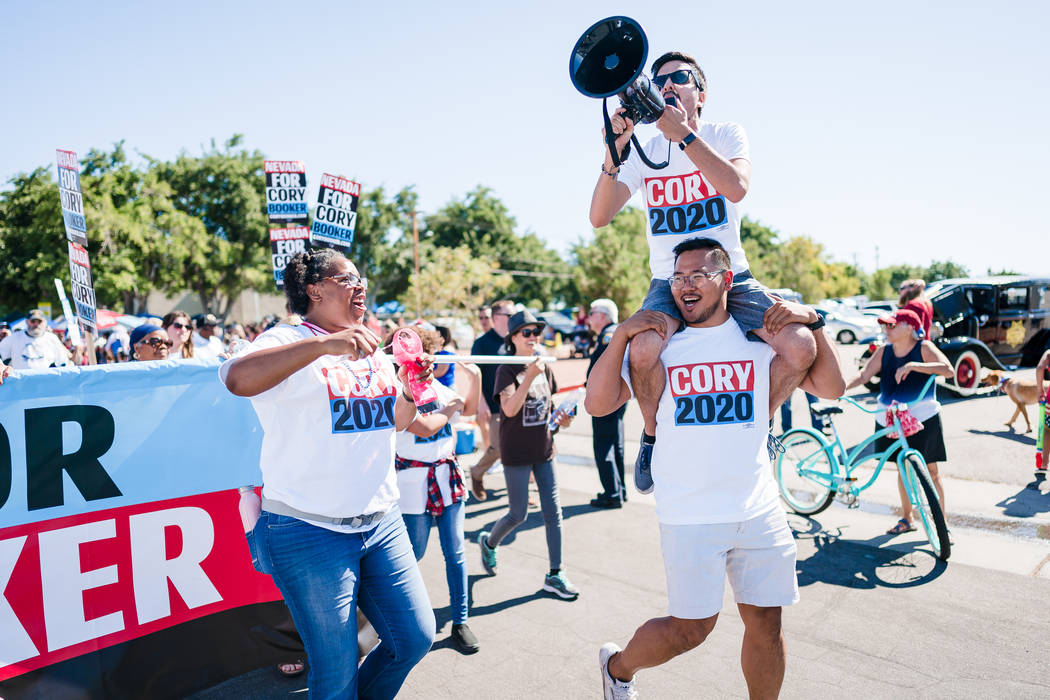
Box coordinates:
[549,388,586,431]
[238,485,261,533]
[392,328,440,414]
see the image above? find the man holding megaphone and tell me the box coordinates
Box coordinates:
[588,50,820,495]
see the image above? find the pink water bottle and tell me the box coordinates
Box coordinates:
[392,328,439,414]
[238,486,261,533]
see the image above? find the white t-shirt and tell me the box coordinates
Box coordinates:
[0,330,71,369]
[396,382,461,515]
[621,318,778,524]
[193,332,226,360]
[617,121,751,279]
[219,323,403,532]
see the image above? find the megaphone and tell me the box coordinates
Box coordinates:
[569,16,670,170]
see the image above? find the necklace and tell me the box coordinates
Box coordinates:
[301,320,376,394]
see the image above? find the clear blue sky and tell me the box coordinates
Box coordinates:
[2,1,1046,278]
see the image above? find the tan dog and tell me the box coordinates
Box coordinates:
[982,370,1042,432]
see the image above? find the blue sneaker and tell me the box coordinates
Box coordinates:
[479,531,498,575]
[542,571,580,600]
[634,435,654,494]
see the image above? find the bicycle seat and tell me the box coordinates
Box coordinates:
[809,404,843,417]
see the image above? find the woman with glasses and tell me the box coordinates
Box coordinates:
[220,248,434,699]
[130,324,173,361]
[162,311,195,359]
[478,310,580,601]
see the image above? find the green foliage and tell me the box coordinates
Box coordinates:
[349,186,418,304]
[398,243,510,318]
[571,206,651,316]
[0,167,68,314]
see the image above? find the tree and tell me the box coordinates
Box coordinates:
[151,135,269,317]
[0,167,68,314]
[571,206,651,316]
[348,186,418,305]
[398,243,510,318]
[925,260,968,282]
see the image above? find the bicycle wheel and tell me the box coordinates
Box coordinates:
[900,453,951,561]
[775,429,836,515]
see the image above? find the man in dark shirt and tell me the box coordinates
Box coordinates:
[469,299,514,500]
[586,299,627,508]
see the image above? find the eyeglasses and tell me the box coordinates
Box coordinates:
[170,322,192,331]
[492,311,511,317]
[519,327,543,338]
[323,272,369,290]
[668,270,726,288]
[140,337,174,349]
[653,69,698,89]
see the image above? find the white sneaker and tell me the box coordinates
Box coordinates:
[600,642,638,699]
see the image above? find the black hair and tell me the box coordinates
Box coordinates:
[282,248,345,316]
[435,325,452,347]
[651,51,707,92]
[671,237,731,270]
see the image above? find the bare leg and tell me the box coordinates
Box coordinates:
[752,324,817,414]
[627,313,678,436]
[926,462,946,516]
[896,471,913,523]
[737,604,785,700]
[607,615,718,682]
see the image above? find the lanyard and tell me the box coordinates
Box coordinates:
[301,321,376,394]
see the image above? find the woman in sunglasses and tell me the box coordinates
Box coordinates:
[220,248,434,698]
[162,311,194,359]
[478,310,579,601]
[130,324,173,361]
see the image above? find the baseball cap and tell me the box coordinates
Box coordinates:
[878,309,923,333]
[130,324,164,346]
[589,298,619,324]
[196,313,219,327]
[27,309,47,321]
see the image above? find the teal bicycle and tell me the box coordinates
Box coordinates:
[774,375,951,561]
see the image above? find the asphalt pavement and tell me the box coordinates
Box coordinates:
[194,347,1050,699]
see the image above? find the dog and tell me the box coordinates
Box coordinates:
[981,370,1043,432]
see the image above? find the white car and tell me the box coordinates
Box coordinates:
[816,308,882,344]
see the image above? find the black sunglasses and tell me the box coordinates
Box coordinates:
[141,337,174,348]
[519,327,543,338]
[653,69,697,89]
[170,322,192,331]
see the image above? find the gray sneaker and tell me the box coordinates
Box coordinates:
[479,531,498,575]
[634,435,654,494]
[542,571,580,600]
[600,642,638,699]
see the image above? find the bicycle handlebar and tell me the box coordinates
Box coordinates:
[837,375,938,414]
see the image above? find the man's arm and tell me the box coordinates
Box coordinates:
[589,109,635,228]
[797,326,846,399]
[655,105,751,202]
[584,311,667,416]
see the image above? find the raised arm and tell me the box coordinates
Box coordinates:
[797,325,846,399]
[499,360,544,418]
[845,346,885,392]
[589,109,635,228]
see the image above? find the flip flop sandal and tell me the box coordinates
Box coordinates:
[886,518,915,535]
[277,659,305,677]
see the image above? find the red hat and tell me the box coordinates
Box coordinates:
[878,309,923,333]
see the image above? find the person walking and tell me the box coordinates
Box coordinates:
[469,300,514,500]
[847,308,954,535]
[221,248,434,699]
[478,310,580,600]
[586,298,627,508]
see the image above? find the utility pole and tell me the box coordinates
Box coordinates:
[411,210,421,319]
[874,245,880,271]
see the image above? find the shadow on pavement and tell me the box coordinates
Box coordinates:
[789,515,947,589]
[968,427,1038,446]
[464,503,603,547]
[996,476,1050,518]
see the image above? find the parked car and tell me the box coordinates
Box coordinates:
[816,308,881,344]
[857,275,1050,396]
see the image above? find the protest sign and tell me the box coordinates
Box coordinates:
[309,172,360,250]
[263,160,308,225]
[269,226,310,289]
[56,150,98,336]
[53,279,81,347]
[0,362,287,697]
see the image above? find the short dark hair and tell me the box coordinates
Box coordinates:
[491,300,515,315]
[672,237,731,270]
[282,248,345,316]
[651,51,707,92]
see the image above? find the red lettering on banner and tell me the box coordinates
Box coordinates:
[667,360,754,396]
[645,171,713,207]
[318,173,361,196]
[263,160,305,173]
[67,242,91,268]
[56,149,79,170]
[0,490,281,682]
[268,226,310,242]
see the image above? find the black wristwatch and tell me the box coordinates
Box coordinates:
[806,316,825,331]
[679,132,698,150]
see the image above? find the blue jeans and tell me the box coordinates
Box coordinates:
[402,500,468,625]
[252,507,435,700]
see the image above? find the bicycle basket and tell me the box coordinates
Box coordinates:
[885,402,923,439]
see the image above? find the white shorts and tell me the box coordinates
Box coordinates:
[659,505,799,619]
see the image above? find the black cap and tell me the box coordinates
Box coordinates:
[506,310,546,337]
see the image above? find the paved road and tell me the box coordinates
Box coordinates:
[195,345,1050,698]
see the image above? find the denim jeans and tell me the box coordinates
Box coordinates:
[402,500,468,625]
[253,507,435,699]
